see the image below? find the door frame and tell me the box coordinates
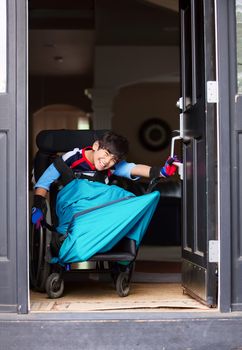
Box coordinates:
[16,0,28,313]
[13,0,233,314]
[215,0,232,313]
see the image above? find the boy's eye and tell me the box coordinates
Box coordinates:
[104,151,110,158]
[103,150,118,163]
[108,153,117,161]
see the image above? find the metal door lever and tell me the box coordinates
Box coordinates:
[170,102,184,179]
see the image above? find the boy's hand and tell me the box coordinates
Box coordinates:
[31,207,45,229]
[31,195,47,229]
[160,156,180,177]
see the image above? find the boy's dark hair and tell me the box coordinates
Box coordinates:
[97,131,129,161]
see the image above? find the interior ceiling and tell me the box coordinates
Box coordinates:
[28,0,179,78]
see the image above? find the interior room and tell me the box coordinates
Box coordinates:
[28,0,210,312]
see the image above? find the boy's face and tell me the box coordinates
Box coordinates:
[92,141,119,171]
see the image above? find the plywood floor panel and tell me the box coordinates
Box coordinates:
[30,281,209,312]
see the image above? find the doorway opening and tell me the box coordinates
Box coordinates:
[28,0,217,312]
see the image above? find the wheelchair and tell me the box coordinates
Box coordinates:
[29,129,151,299]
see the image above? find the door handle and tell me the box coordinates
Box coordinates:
[170,130,183,180]
[171,113,184,157]
[176,97,183,110]
[170,99,184,180]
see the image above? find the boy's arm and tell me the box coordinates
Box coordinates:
[130,164,151,178]
[32,163,61,226]
[123,157,179,179]
[33,148,82,197]
[34,163,61,196]
[113,157,180,180]
[35,187,48,198]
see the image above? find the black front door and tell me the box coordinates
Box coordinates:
[180,0,217,307]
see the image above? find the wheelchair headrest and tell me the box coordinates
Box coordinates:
[33,129,108,182]
[36,129,108,153]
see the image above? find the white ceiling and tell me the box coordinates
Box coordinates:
[29,30,95,76]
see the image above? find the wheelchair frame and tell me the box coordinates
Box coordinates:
[30,129,140,299]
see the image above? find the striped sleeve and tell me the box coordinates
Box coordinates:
[62,148,83,166]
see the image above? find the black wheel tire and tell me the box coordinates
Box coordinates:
[29,225,50,292]
[128,262,135,279]
[111,271,118,286]
[110,262,120,286]
[115,272,130,297]
[45,273,64,299]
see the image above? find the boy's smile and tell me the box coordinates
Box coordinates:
[94,149,118,170]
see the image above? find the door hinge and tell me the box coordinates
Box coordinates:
[209,240,219,263]
[207,81,218,103]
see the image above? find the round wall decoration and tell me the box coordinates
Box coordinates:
[138,118,171,151]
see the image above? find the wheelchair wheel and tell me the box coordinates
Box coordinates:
[29,224,51,292]
[45,273,64,299]
[110,262,121,286]
[29,201,53,292]
[115,272,131,297]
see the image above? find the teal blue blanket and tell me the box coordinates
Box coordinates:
[54,179,160,264]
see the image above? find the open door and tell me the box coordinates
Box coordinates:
[180,0,217,307]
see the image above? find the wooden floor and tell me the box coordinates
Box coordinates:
[30,281,210,312]
[30,259,210,313]
[30,247,215,313]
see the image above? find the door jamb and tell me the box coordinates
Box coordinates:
[215,0,232,313]
[18,0,233,315]
[16,0,28,314]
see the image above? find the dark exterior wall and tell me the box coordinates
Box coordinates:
[216,0,242,312]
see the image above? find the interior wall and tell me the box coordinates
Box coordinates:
[31,104,89,157]
[112,82,180,165]
[29,76,93,160]
[94,46,179,87]
[29,76,93,117]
